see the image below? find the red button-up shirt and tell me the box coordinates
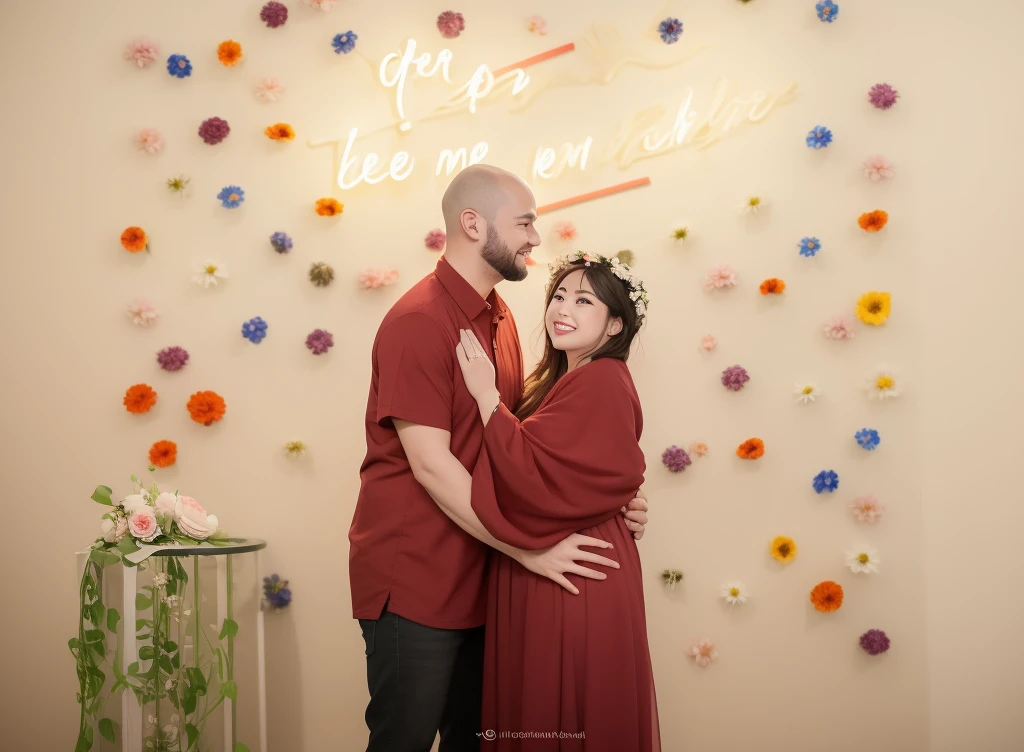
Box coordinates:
[348,257,524,629]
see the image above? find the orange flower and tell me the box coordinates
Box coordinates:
[187,390,226,426]
[121,226,148,253]
[217,40,243,66]
[315,198,344,216]
[736,438,764,460]
[810,581,844,613]
[124,384,157,414]
[857,210,888,232]
[759,278,786,295]
[265,123,295,141]
[148,440,177,468]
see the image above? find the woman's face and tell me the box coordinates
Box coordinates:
[545,269,622,365]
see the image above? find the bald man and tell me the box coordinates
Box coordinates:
[348,165,649,751]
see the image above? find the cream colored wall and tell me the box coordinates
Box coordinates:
[2,0,1022,750]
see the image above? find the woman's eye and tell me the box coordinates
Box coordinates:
[577,298,592,305]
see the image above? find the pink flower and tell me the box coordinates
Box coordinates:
[437,10,466,39]
[255,76,286,103]
[306,0,335,10]
[690,640,719,668]
[704,264,737,290]
[135,128,164,155]
[823,315,855,340]
[688,442,708,457]
[424,229,446,251]
[174,496,218,540]
[128,507,161,542]
[526,15,548,35]
[863,155,894,182]
[699,335,717,352]
[124,38,160,68]
[127,299,159,326]
[868,83,900,110]
[553,221,577,241]
[851,494,885,524]
[359,268,400,289]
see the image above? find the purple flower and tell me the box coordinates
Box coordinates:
[198,117,230,145]
[270,231,293,253]
[658,17,683,44]
[812,469,840,494]
[662,445,692,472]
[156,346,189,372]
[424,229,446,251]
[305,328,334,355]
[721,365,750,391]
[260,1,288,28]
[868,83,900,110]
[859,629,891,655]
[263,574,292,609]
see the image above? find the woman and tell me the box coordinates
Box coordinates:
[456,250,660,751]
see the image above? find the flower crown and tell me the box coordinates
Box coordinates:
[547,250,649,322]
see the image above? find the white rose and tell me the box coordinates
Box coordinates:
[101,518,117,543]
[120,493,147,514]
[155,492,178,517]
[174,496,216,540]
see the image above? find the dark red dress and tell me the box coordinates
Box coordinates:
[471,358,662,751]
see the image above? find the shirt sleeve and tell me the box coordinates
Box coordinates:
[374,313,454,431]
[470,359,646,549]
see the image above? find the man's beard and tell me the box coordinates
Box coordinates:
[481,224,528,282]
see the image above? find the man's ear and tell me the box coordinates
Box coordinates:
[461,209,483,241]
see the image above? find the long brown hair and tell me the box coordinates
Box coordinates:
[515,260,644,420]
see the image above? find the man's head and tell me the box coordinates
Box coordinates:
[440,164,540,282]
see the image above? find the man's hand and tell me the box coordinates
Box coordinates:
[621,490,648,541]
[517,534,619,595]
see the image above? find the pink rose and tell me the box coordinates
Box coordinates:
[174,496,217,540]
[128,507,161,542]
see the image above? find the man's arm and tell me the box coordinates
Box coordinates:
[395,420,620,594]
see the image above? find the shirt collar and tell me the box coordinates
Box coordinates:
[435,256,507,321]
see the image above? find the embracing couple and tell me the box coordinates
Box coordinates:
[348,165,662,751]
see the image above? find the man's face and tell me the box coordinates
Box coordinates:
[480,187,540,282]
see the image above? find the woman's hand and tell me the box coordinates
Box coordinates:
[456,329,500,420]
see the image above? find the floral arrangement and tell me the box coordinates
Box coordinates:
[661,445,691,472]
[546,251,649,322]
[810,581,843,612]
[70,473,252,752]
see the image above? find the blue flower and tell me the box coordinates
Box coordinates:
[816,0,839,22]
[855,428,880,450]
[806,125,833,149]
[799,237,821,257]
[812,469,839,494]
[263,574,292,609]
[658,17,683,44]
[242,316,269,344]
[270,231,293,253]
[218,185,245,208]
[332,31,358,54]
[167,54,193,78]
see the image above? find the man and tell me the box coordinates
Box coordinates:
[348,165,649,751]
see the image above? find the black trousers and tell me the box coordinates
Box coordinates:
[359,605,484,752]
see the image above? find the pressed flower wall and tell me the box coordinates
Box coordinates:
[1,0,943,750]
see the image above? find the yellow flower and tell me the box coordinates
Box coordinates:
[855,291,891,326]
[770,536,797,563]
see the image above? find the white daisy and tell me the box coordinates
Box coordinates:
[795,383,820,404]
[721,582,749,605]
[193,260,229,288]
[846,548,881,574]
[741,196,764,214]
[865,364,902,400]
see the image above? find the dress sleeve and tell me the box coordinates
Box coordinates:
[470,359,646,549]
